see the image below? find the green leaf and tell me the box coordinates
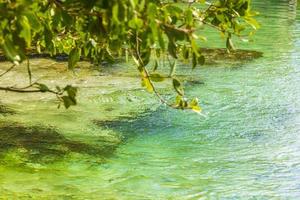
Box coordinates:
[141,77,154,92]
[68,48,81,70]
[18,16,31,47]
[169,60,176,77]
[175,95,183,105]
[25,13,41,32]
[191,104,201,112]
[141,50,151,66]
[147,3,157,18]
[190,39,200,57]
[245,17,260,30]
[44,27,54,54]
[153,60,158,72]
[189,98,198,107]
[150,73,165,82]
[64,85,78,102]
[61,85,77,109]
[1,37,20,63]
[112,4,119,24]
[128,17,143,29]
[189,98,201,112]
[172,78,184,96]
[158,32,165,50]
[61,11,73,26]
[62,96,76,109]
[36,83,49,92]
[182,46,189,60]
[226,36,235,51]
[168,40,177,58]
[185,8,193,26]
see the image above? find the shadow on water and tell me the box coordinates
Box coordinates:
[94,112,155,136]
[0,123,119,166]
[93,108,181,140]
[201,48,263,65]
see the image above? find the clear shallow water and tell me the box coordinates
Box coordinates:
[1,0,300,199]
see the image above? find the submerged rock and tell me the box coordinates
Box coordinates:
[201,48,263,64]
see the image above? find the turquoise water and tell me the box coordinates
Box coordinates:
[1,0,300,199]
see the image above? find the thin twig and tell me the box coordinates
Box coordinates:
[26,59,32,84]
[200,20,249,38]
[134,32,175,108]
[0,84,58,95]
[0,64,16,78]
[0,86,42,93]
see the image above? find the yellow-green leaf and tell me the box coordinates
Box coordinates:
[142,77,154,92]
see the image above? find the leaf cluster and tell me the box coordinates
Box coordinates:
[0,0,258,111]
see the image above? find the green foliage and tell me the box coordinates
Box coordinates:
[35,83,78,108]
[68,48,81,70]
[0,0,258,111]
[57,85,78,109]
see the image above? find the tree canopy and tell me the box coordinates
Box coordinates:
[0,0,259,111]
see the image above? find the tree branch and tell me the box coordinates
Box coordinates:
[133,32,175,108]
[0,85,58,94]
[0,86,42,93]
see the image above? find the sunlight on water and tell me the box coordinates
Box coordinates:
[0,0,300,199]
